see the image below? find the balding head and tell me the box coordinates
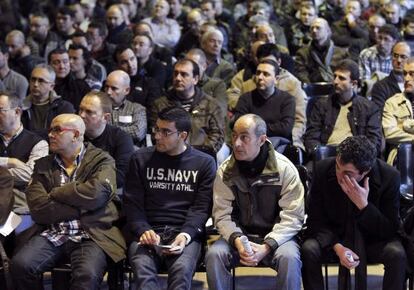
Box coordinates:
[6,30,26,58]
[392,41,412,73]
[310,17,331,45]
[255,24,275,43]
[186,48,207,74]
[104,70,131,106]
[107,5,124,29]
[49,114,85,156]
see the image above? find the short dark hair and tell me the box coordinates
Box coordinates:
[83,91,113,114]
[158,107,192,134]
[0,42,8,54]
[88,20,108,37]
[378,24,401,41]
[68,44,92,68]
[0,91,22,108]
[175,58,200,78]
[403,15,414,26]
[337,136,377,173]
[57,6,75,18]
[258,59,279,75]
[334,59,360,82]
[48,47,68,63]
[113,44,133,64]
[256,43,281,61]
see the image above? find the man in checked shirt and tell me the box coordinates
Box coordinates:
[11,113,126,290]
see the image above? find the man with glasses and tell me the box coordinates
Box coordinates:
[372,42,412,109]
[124,106,216,290]
[22,64,75,139]
[359,24,400,82]
[0,91,48,220]
[79,91,134,190]
[11,113,126,290]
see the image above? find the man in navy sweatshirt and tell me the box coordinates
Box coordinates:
[124,106,216,290]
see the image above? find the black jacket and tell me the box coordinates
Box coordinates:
[371,71,402,110]
[304,94,382,154]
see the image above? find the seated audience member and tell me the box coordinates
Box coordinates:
[304,59,382,156]
[106,4,133,45]
[383,1,402,29]
[79,91,134,189]
[142,0,181,50]
[87,20,117,73]
[132,34,168,89]
[359,24,400,82]
[233,59,295,147]
[150,59,224,158]
[206,114,304,290]
[295,17,349,84]
[302,136,406,290]
[382,57,414,160]
[124,107,216,290]
[168,0,188,29]
[201,28,236,86]
[68,44,101,90]
[48,48,91,111]
[368,14,386,48]
[185,48,228,112]
[5,30,44,80]
[286,3,317,55]
[371,42,411,109]
[0,42,29,100]
[22,64,75,139]
[11,114,126,290]
[403,15,414,52]
[113,44,161,109]
[0,91,48,214]
[54,6,78,42]
[104,70,147,146]
[228,42,307,149]
[174,9,206,57]
[26,13,60,61]
[331,0,369,60]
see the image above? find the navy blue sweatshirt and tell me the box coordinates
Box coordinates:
[124,145,216,241]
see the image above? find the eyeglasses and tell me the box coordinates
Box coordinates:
[152,127,180,137]
[30,77,53,85]
[393,53,409,60]
[48,126,78,135]
[0,107,16,113]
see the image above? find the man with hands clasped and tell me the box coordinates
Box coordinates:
[206,114,304,290]
[302,136,406,290]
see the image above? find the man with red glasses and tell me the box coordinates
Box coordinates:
[124,106,215,290]
[11,113,126,290]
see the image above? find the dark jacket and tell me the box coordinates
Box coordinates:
[22,91,75,139]
[234,88,296,140]
[26,143,126,262]
[306,157,401,248]
[371,71,402,110]
[54,73,91,111]
[304,94,382,154]
[150,87,225,155]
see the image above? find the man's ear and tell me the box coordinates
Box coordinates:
[103,112,111,122]
[258,134,266,146]
[179,130,188,141]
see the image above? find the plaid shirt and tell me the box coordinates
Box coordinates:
[111,99,147,144]
[40,144,90,246]
[359,45,392,81]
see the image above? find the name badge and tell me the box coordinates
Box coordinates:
[119,115,132,123]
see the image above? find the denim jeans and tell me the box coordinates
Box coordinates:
[128,239,202,290]
[11,235,107,290]
[205,238,302,290]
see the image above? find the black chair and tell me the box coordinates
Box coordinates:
[396,143,414,218]
[303,82,334,119]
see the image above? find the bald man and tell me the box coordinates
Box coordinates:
[106,4,133,45]
[11,114,126,290]
[104,70,147,145]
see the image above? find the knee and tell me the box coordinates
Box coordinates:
[72,265,104,283]
[383,241,407,267]
[11,252,33,276]
[301,238,322,262]
[205,241,231,266]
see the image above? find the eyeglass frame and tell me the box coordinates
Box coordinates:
[48,126,79,136]
[152,126,181,137]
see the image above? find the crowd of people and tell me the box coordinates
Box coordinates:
[1,0,414,289]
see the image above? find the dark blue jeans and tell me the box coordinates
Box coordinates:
[11,235,107,290]
[128,240,202,290]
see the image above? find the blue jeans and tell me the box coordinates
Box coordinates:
[11,235,107,290]
[205,238,302,290]
[128,240,201,290]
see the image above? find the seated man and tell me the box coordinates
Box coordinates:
[0,91,48,214]
[371,42,411,110]
[302,136,406,290]
[150,58,224,158]
[304,59,382,156]
[233,59,296,147]
[22,64,75,139]
[124,107,216,289]
[11,114,126,290]
[206,114,304,290]
[79,91,134,190]
[382,57,414,162]
[104,70,147,146]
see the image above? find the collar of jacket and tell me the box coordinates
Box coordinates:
[222,140,280,185]
[167,86,204,108]
[23,90,61,110]
[331,92,357,108]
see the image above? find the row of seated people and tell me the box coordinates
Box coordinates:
[0,108,409,290]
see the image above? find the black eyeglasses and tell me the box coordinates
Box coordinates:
[152,127,180,137]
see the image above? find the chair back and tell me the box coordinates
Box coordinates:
[303,82,334,118]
